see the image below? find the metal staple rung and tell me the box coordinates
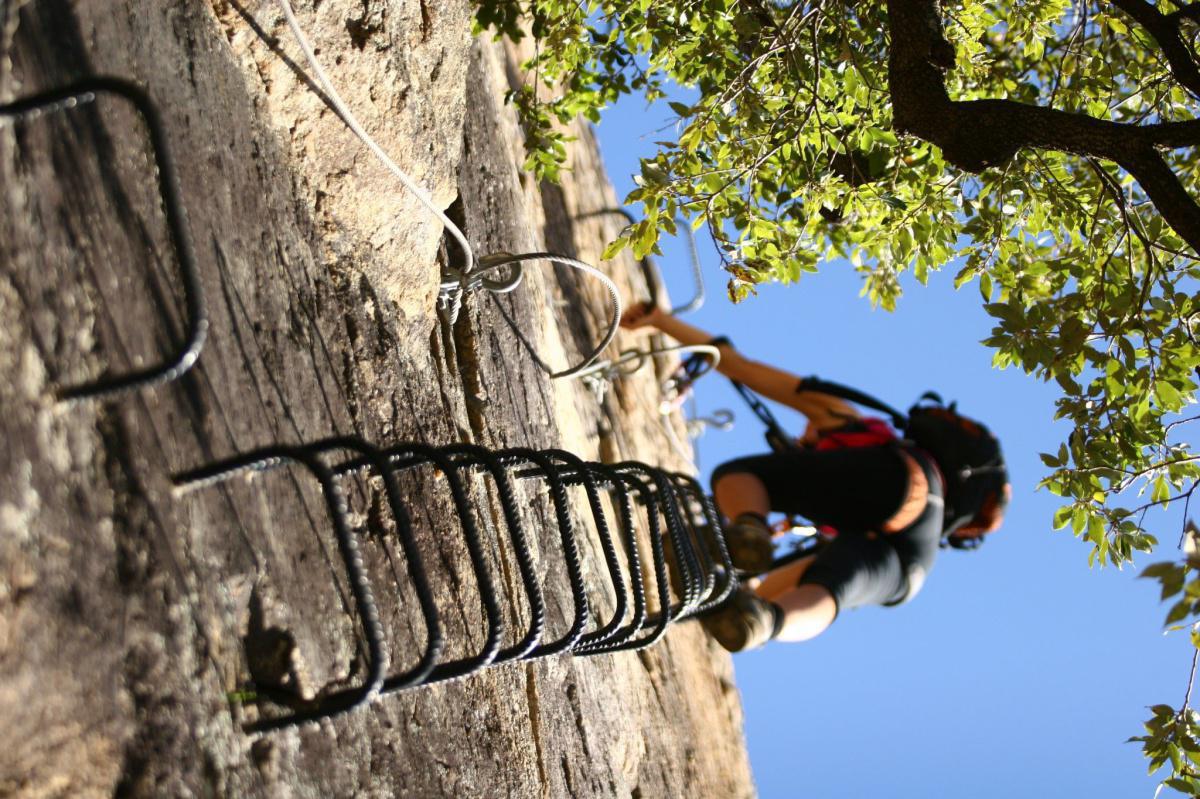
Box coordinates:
[173,438,737,734]
[0,78,208,404]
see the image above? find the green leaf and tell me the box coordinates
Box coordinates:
[1142,562,1182,579]
[1072,506,1087,536]
[979,271,993,301]
[1166,599,1193,625]
[602,235,630,261]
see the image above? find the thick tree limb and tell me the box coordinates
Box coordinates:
[1110,0,1200,99]
[1143,119,1200,147]
[1166,5,1200,24]
[887,0,1200,255]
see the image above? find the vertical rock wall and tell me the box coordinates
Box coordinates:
[0,1,755,796]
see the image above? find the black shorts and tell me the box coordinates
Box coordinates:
[711,446,944,613]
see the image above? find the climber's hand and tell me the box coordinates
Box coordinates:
[620,301,665,331]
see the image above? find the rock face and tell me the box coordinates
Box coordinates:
[0,1,755,797]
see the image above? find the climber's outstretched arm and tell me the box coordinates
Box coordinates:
[621,303,859,432]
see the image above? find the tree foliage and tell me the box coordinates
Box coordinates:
[475,0,1200,791]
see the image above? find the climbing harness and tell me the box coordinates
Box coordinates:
[274,0,620,377]
[581,206,706,316]
[729,378,799,454]
[571,343,720,403]
[725,366,1009,553]
[0,77,208,403]
[173,437,736,735]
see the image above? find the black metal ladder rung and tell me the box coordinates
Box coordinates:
[1,78,208,403]
[173,437,738,734]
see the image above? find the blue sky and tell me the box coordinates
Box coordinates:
[591,94,1193,797]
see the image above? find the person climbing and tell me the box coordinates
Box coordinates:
[620,302,1010,652]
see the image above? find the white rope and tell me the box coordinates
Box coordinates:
[276,0,624,377]
[275,0,475,270]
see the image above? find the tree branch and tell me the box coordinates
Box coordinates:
[1141,118,1200,147]
[1166,4,1200,24]
[1110,0,1200,99]
[887,0,1200,255]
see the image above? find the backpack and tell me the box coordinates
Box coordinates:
[900,393,1008,539]
[729,375,1008,543]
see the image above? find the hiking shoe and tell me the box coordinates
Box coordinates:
[699,589,782,652]
[723,514,775,574]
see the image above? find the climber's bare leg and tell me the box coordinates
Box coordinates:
[713,472,770,520]
[754,555,836,641]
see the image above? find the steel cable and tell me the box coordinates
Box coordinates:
[473,252,622,379]
[274,0,620,377]
[274,0,474,271]
[578,206,705,316]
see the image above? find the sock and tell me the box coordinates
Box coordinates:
[767,600,786,640]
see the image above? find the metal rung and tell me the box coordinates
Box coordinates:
[1,77,207,403]
[173,438,737,734]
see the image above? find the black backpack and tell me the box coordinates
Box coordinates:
[901,393,1008,540]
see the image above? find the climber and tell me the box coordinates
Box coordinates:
[620,303,1010,652]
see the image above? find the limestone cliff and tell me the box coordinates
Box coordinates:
[0,1,755,796]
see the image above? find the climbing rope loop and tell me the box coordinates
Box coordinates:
[0,77,208,404]
[466,252,623,379]
[174,437,737,734]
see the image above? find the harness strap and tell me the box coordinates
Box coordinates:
[708,336,798,452]
[729,380,798,453]
[798,376,909,430]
